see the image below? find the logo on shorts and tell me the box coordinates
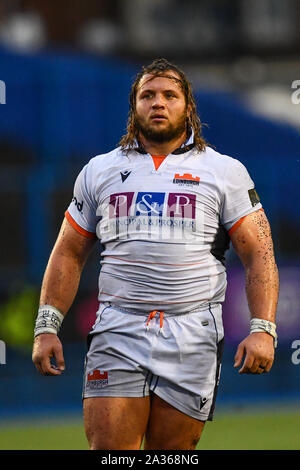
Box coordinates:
[173,173,200,186]
[86,369,109,389]
[199,396,208,410]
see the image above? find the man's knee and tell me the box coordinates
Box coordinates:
[144,425,203,450]
[144,431,203,450]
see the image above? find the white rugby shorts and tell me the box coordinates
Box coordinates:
[82,302,224,421]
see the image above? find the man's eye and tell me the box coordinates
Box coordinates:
[142,93,153,99]
[166,93,176,99]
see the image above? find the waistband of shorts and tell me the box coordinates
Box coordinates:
[101,301,221,317]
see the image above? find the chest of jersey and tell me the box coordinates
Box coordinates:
[94,154,222,245]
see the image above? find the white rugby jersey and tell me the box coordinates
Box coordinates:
[66,140,262,314]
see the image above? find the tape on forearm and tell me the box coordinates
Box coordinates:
[34,305,65,337]
[250,318,277,348]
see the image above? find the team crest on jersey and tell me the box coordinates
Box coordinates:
[173,173,200,186]
[86,369,109,389]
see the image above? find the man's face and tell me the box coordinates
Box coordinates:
[135,72,190,144]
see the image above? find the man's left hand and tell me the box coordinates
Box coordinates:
[234,332,275,374]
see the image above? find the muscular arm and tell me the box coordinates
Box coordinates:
[230,210,279,374]
[32,217,97,376]
[40,217,96,313]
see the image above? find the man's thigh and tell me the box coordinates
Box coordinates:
[144,394,205,450]
[83,396,150,450]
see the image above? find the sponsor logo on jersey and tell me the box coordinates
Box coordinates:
[135,192,165,217]
[86,369,109,389]
[120,170,131,182]
[109,192,196,219]
[248,188,260,207]
[109,192,135,217]
[72,196,84,213]
[173,173,200,186]
[97,191,204,242]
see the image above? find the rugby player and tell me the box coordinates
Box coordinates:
[32,58,279,450]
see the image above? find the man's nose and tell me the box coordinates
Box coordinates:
[152,94,165,108]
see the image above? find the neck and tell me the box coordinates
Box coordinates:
[138,131,187,156]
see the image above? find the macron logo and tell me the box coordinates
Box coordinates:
[120,170,131,183]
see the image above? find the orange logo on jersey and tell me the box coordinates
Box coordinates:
[88,370,108,381]
[173,173,200,185]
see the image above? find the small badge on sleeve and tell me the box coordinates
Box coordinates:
[248,188,260,207]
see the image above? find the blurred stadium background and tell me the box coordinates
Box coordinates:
[0,0,299,450]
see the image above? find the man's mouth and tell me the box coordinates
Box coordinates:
[150,114,167,121]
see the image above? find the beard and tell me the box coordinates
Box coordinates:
[135,112,188,144]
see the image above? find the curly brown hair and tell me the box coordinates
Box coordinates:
[119,58,207,153]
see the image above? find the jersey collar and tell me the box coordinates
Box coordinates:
[133,127,195,155]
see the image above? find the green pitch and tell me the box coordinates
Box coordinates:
[0,408,299,450]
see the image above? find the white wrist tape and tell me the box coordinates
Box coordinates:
[34,305,65,337]
[250,318,277,348]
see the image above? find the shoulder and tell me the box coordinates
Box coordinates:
[73,147,125,193]
[195,147,254,197]
[87,146,125,170]
[201,146,245,172]
[79,146,127,179]
[200,146,252,184]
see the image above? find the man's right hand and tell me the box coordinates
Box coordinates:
[32,333,65,376]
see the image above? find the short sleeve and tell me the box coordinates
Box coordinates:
[65,163,99,238]
[221,158,262,233]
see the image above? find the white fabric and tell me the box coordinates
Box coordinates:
[67,145,262,313]
[83,302,224,421]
